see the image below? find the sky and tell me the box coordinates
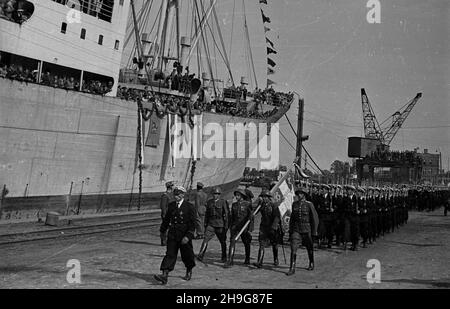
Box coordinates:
[125,0,449,172]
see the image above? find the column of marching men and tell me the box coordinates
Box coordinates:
[153,181,450,285]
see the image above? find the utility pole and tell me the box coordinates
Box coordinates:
[295,98,304,163]
[295,97,309,179]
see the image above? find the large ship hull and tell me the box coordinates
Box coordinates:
[0,79,288,221]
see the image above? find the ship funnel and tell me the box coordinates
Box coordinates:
[180,36,191,69]
[202,72,210,89]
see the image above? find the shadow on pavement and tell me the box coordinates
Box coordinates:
[119,240,161,247]
[100,268,162,285]
[385,240,443,247]
[382,278,450,288]
[0,265,64,274]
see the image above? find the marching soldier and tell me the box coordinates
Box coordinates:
[349,186,360,251]
[253,189,281,268]
[317,184,334,248]
[190,182,208,239]
[358,187,369,248]
[333,185,345,247]
[375,188,384,237]
[225,189,253,268]
[367,187,377,244]
[286,187,319,275]
[196,187,229,263]
[382,188,390,235]
[154,186,196,285]
[159,181,175,246]
[342,185,359,251]
[316,185,326,248]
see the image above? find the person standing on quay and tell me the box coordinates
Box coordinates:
[154,186,196,285]
[225,189,253,267]
[196,187,229,263]
[159,181,174,246]
[286,187,319,276]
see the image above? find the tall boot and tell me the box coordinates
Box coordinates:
[244,242,251,265]
[286,251,296,276]
[154,270,169,285]
[220,241,227,263]
[182,268,192,281]
[196,242,208,262]
[272,246,279,266]
[224,243,235,268]
[253,246,264,268]
[307,249,314,271]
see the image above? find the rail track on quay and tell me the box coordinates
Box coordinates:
[0,212,162,246]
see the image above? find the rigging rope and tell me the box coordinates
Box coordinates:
[284,114,325,175]
[197,0,217,94]
[242,0,258,89]
[229,0,236,63]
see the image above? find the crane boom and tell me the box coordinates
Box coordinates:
[361,88,384,142]
[382,93,422,145]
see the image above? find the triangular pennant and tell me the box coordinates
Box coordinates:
[267,58,276,67]
[267,79,276,86]
[267,47,277,55]
[265,37,274,48]
[267,67,275,75]
[259,0,268,4]
[261,9,271,23]
[264,26,271,33]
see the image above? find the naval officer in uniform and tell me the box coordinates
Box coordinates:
[154,186,196,285]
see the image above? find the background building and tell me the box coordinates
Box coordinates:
[417,149,441,184]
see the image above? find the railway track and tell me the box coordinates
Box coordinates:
[0,213,162,245]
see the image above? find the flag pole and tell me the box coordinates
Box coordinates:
[234,166,293,241]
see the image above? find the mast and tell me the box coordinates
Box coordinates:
[130,0,144,61]
[175,0,181,61]
[155,0,169,70]
[162,0,177,71]
[242,0,258,89]
[187,0,218,64]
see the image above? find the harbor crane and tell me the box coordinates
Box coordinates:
[361,88,422,147]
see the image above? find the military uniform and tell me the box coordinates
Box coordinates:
[159,182,175,246]
[286,187,319,275]
[254,190,281,268]
[367,190,377,243]
[358,191,369,248]
[316,186,334,248]
[197,190,229,263]
[155,186,196,284]
[190,183,208,238]
[333,188,345,246]
[348,191,360,250]
[225,189,253,267]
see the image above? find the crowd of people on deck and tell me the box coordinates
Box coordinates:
[2,55,291,119]
[117,61,291,120]
[0,0,33,24]
[0,62,113,95]
[116,85,282,120]
[0,63,36,82]
[251,87,294,107]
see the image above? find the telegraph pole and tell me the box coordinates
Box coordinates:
[296,98,304,163]
[295,97,309,179]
